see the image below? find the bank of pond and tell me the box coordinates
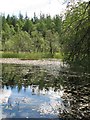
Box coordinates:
[0,52,62,60]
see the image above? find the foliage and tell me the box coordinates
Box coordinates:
[0,51,62,60]
[1,13,61,57]
[61,1,90,72]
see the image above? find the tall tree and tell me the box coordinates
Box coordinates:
[23,19,33,34]
[61,1,90,72]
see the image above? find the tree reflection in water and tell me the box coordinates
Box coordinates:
[1,63,90,119]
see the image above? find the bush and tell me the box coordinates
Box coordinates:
[0,51,62,60]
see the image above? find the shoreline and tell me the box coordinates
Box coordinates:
[0,58,64,66]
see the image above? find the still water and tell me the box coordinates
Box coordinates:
[1,63,67,118]
[0,63,90,119]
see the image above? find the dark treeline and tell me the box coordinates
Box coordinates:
[1,1,90,72]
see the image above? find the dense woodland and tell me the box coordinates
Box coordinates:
[0,1,90,72]
[1,14,61,54]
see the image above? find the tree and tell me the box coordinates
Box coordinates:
[53,15,62,34]
[45,30,59,56]
[33,12,38,23]
[1,12,61,56]
[5,31,32,52]
[31,30,45,52]
[36,21,46,37]
[2,23,11,51]
[18,12,23,21]
[23,19,33,35]
[10,15,17,27]
[61,1,90,72]
[6,14,11,25]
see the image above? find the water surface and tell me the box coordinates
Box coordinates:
[1,63,66,118]
[1,63,90,119]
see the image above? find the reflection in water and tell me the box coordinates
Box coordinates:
[1,85,66,118]
[0,89,11,104]
[1,63,90,119]
[1,63,67,118]
[2,64,63,92]
[59,71,90,119]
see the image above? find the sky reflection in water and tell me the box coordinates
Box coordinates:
[1,85,64,118]
[1,63,67,118]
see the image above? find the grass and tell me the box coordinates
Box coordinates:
[0,51,63,60]
[53,53,63,59]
